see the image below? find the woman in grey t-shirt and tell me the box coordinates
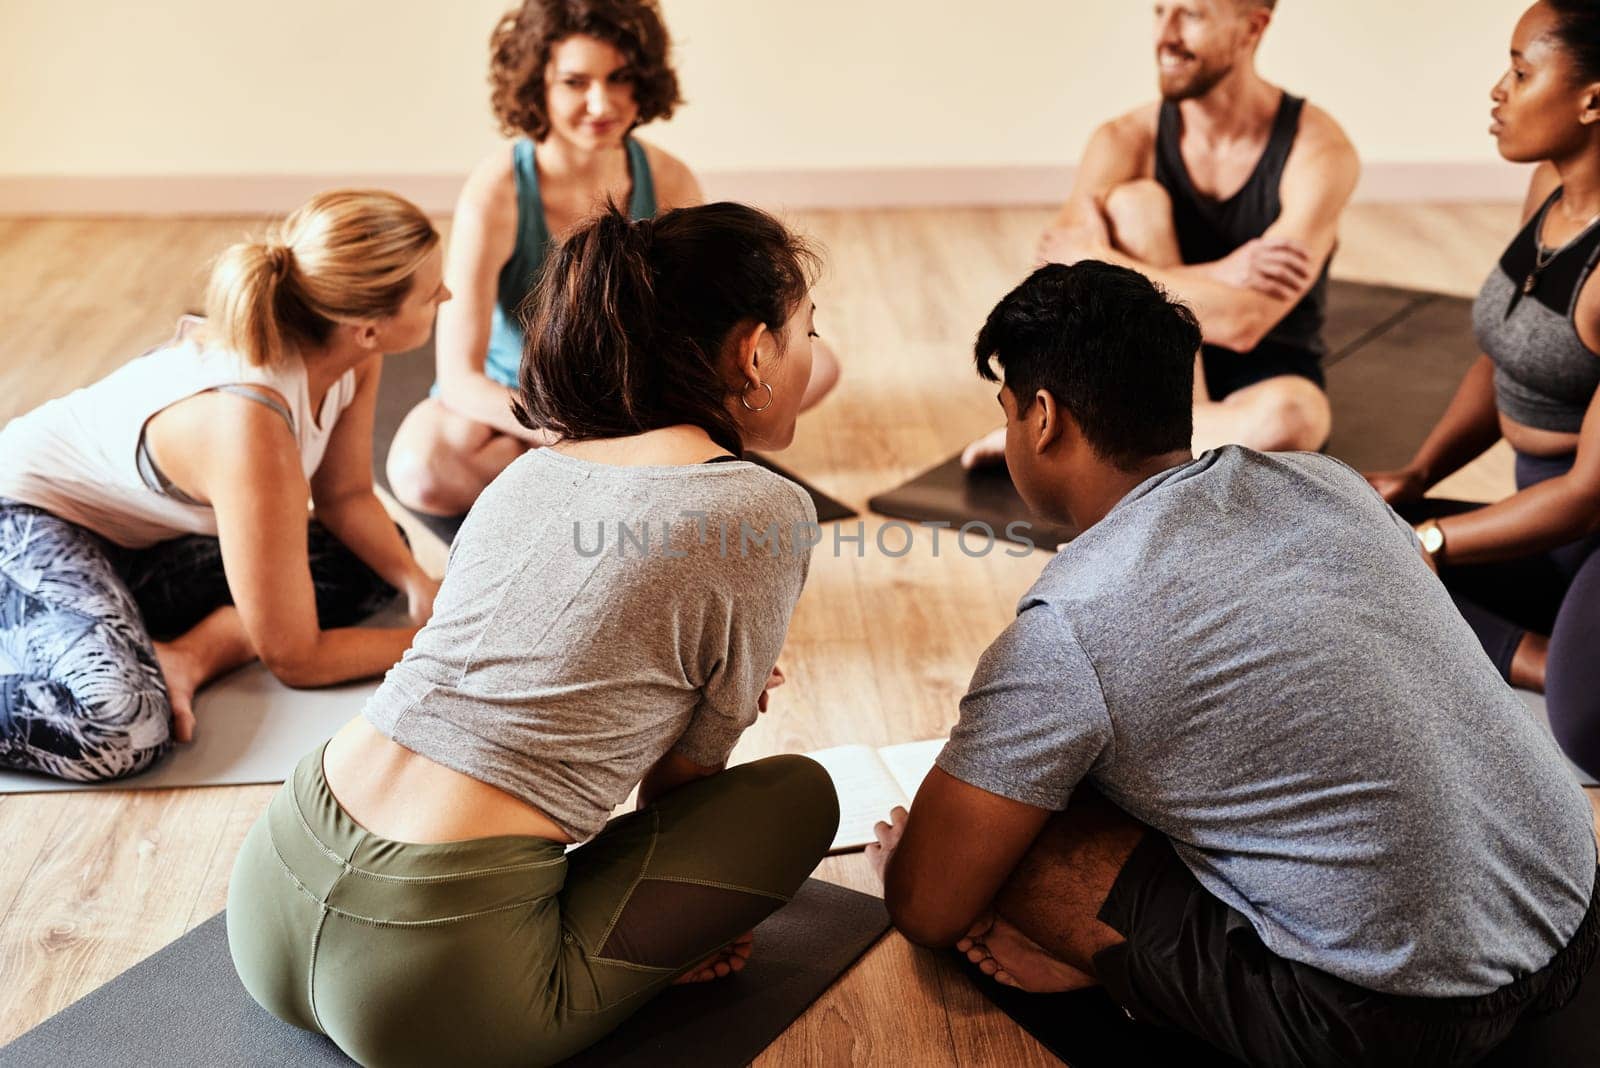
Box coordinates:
[227,203,839,1066]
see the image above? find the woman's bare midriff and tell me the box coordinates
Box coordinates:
[1501,413,1581,459]
[320,717,576,845]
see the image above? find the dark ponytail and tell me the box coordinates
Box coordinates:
[1546,0,1600,83]
[512,202,817,454]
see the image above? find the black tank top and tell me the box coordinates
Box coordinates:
[1154,92,1329,358]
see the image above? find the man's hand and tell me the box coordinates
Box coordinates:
[1037,211,1114,267]
[866,806,910,886]
[1203,237,1314,301]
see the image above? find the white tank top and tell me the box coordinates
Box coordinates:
[0,321,358,548]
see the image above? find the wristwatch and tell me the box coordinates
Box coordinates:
[1416,518,1447,562]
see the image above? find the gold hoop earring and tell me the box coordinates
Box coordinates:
[741,382,774,412]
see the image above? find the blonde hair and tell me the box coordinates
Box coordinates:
[204,189,439,367]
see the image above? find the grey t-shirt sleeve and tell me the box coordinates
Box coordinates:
[1310,453,1424,551]
[672,486,814,768]
[936,600,1113,811]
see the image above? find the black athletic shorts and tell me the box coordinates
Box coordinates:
[1201,339,1325,400]
[1090,834,1600,1068]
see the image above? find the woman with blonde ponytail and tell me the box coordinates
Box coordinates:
[0,189,450,783]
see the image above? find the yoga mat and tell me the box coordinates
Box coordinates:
[374,339,856,547]
[0,877,890,1068]
[959,956,1241,1068]
[868,280,1475,548]
[0,664,376,795]
[1321,291,1477,472]
[866,456,1076,552]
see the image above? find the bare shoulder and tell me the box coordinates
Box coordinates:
[1295,103,1359,168]
[156,386,304,497]
[637,138,703,209]
[457,143,520,227]
[1098,102,1161,153]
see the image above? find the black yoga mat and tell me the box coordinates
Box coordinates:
[0,877,889,1068]
[374,339,856,547]
[1320,289,1477,472]
[869,280,1477,548]
[958,957,1242,1068]
[867,456,1077,552]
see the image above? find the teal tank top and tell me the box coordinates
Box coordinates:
[482,137,658,388]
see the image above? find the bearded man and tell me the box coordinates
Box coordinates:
[964,0,1360,466]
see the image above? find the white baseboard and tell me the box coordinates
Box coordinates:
[0,161,1531,217]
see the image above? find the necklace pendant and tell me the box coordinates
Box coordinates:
[1523,272,1539,296]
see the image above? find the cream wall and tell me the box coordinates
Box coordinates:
[0,0,1529,206]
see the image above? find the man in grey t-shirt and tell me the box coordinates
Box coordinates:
[873,262,1600,1067]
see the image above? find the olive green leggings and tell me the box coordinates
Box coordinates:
[226,747,839,1067]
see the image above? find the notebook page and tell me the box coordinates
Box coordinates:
[879,738,946,803]
[807,744,911,852]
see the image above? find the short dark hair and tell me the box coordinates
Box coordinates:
[974,262,1201,469]
[514,202,818,455]
[488,0,682,141]
[1544,0,1600,83]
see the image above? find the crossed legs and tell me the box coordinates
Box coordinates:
[1103,179,1331,455]
[959,786,1146,992]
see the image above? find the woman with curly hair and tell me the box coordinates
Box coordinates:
[385,0,841,517]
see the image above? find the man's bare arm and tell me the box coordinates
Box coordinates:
[1060,106,1361,353]
[882,768,1053,947]
[1049,107,1159,233]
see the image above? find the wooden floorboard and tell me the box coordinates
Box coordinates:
[0,202,1560,1061]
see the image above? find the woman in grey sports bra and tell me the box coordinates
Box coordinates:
[383,0,841,519]
[0,191,448,782]
[1367,0,1600,778]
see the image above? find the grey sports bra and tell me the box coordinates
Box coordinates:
[1472,188,1600,434]
[135,384,295,506]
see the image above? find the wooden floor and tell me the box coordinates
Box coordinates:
[0,202,1580,1063]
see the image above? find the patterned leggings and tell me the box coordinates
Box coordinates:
[0,500,398,783]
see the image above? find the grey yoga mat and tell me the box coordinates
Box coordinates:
[373,338,857,547]
[0,877,890,1068]
[0,604,410,795]
[868,279,1477,548]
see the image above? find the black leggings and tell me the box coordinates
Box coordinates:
[1412,452,1600,779]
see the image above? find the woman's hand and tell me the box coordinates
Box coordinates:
[1365,467,1428,506]
[757,664,786,714]
[402,572,442,627]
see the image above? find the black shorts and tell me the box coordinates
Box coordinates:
[1091,835,1600,1068]
[1201,340,1325,401]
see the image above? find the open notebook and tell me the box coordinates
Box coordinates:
[806,738,945,853]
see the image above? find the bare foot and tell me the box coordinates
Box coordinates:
[674,931,754,985]
[956,913,1097,993]
[152,640,202,743]
[960,427,1007,470]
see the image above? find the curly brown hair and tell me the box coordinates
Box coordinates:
[488,0,682,141]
